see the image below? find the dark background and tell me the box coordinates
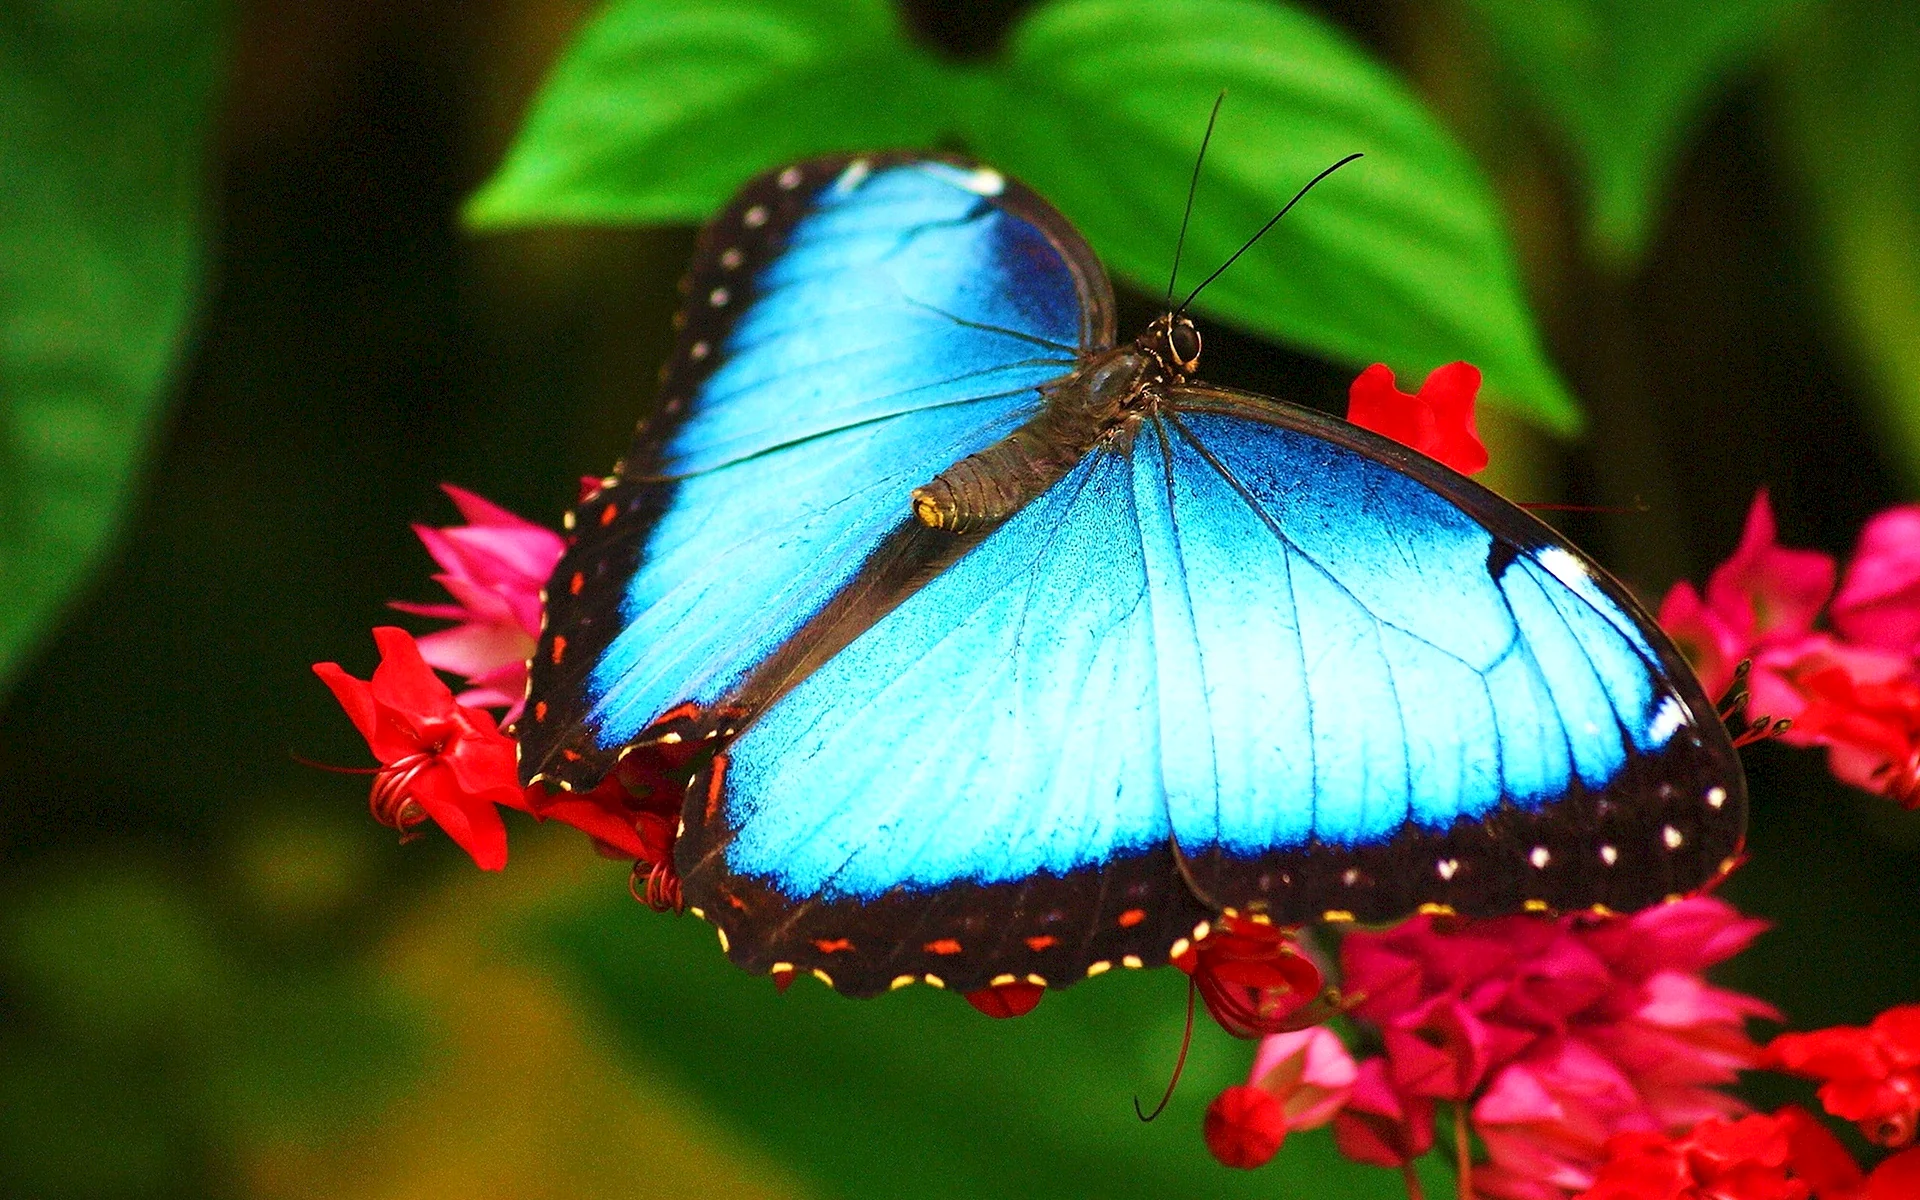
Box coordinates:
[2,2,1913,1197]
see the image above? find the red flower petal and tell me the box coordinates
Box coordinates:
[1205,1085,1289,1169]
[1346,361,1489,476]
[402,766,511,871]
[1865,1146,1920,1200]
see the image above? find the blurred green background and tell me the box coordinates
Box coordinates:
[3,1,1918,1197]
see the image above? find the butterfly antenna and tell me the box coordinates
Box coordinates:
[1134,975,1198,1123]
[1164,91,1227,309]
[1177,152,1365,314]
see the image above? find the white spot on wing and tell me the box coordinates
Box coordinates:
[1707,786,1727,809]
[1663,824,1684,849]
[1647,696,1685,746]
[1600,845,1619,866]
[832,159,871,194]
[1530,847,1551,869]
[1537,546,1590,589]
[1436,859,1459,881]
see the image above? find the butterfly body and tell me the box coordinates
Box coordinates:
[521,153,1746,1000]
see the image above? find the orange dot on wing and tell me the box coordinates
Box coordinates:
[1118,908,1146,928]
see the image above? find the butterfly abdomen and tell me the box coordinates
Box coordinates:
[912,346,1152,532]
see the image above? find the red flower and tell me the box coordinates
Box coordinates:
[313,626,528,870]
[1782,659,1920,809]
[1206,1085,1291,1170]
[1577,1112,1806,1200]
[1207,1027,1361,1169]
[390,484,565,720]
[1346,361,1490,476]
[1769,1006,1920,1148]
[1572,1106,1914,1200]
[1173,914,1327,1038]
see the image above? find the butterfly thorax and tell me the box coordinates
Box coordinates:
[909,314,1203,533]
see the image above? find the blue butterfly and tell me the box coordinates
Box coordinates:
[521,153,1746,999]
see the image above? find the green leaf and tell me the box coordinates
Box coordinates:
[466,0,953,226]
[1461,0,1811,265]
[471,0,1575,431]
[1774,0,1920,484]
[959,0,1578,432]
[0,1,223,692]
[530,888,1435,1200]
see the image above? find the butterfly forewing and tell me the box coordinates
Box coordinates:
[522,155,1114,792]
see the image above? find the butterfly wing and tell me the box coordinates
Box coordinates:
[522,155,1114,790]
[678,391,1745,997]
[1147,386,1744,922]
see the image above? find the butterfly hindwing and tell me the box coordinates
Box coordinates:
[678,393,1744,995]
[522,154,1115,790]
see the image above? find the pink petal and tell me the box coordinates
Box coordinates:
[1658,581,1746,700]
[1704,490,1836,646]
[1833,505,1920,652]
[441,482,531,529]
[413,621,536,684]
[1250,1027,1358,1131]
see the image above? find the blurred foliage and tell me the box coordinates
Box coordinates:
[0,0,224,693]
[3,1,1920,1198]
[1773,0,1920,487]
[538,881,1453,1199]
[1460,0,1811,265]
[474,0,1580,431]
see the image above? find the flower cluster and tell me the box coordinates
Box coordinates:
[1205,900,1772,1189]
[390,484,566,721]
[1574,1106,1916,1200]
[1769,1006,1920,1150]
[314,490,692,879]
[1660,494,1920,807]
[1210,909,1920,1200]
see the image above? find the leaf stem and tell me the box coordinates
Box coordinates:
[1401,1162,1427,1200]
[1455,1102,1476,1200]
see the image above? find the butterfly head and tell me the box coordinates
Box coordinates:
[1138,313,1203,382]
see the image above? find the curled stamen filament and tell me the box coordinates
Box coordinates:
[369,750,436,839]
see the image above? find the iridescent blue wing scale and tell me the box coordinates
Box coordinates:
[678,391,1744,997]
[522,155,1113,789]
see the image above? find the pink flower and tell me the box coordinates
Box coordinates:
[1475,1040,1656,1200]
[1335,899,1774,1194]
[313,626,528,870]
[391,484,565,720]
[1832,505,1920,654]
[1332,1057,1436,1168]
[1704,491,1835,650]
[1659,582,1748,703]
[1249,1026,1360,1130]
[1346,361,1490,476]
